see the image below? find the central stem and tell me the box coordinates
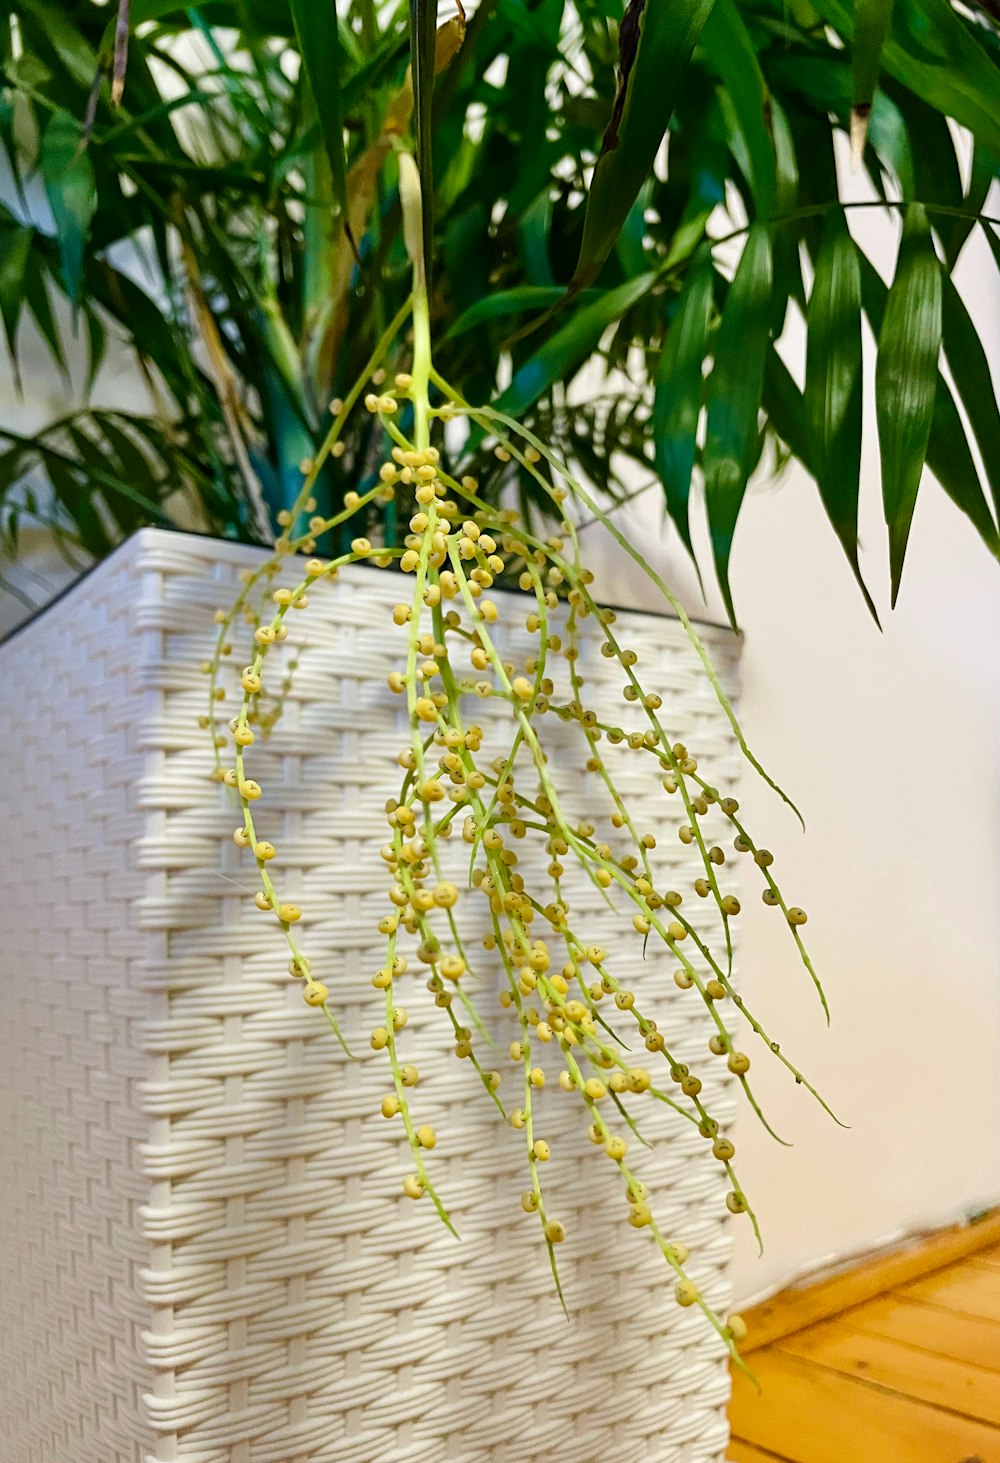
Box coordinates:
[399,149,433,451]
[412,275,432,451]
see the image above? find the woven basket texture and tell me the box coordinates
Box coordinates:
[0,528,743,1463]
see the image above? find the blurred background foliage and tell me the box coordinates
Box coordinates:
[1,0,998,622]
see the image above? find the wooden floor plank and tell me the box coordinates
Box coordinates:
[739,1209,1000,1352]
[902,1260,1000,1323]
[729,1349,1000,1463]
[728,1440,794,1462]
[851,1292,1000,1370]
[777,1316,1000,1425]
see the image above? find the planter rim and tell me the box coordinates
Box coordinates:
[0,522,735,650]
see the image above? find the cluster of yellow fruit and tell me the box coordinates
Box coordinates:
[200,321,839,1365]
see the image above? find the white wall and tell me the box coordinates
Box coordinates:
[585,214,1000,1306]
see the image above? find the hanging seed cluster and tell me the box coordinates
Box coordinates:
[201,165,838,1360]
[201,349,838,1364]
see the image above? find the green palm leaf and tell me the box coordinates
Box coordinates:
[805,208,877,619]
[653,246,714,563]
[288,0,349,224]
[704,225,773,627]
[876,204,941,604]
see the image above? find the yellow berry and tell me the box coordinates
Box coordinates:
[302,981,328,1006]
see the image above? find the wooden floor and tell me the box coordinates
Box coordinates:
[729,1238,1000,1462]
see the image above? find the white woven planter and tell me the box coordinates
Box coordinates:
[0,527,743,1463]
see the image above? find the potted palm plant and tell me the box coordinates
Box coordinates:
[0,0,997,1459]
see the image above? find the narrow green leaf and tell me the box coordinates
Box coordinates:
[858,237,998,561]
[0,226,32,378]
[616,178,653,277]
[926,376,1000,555]
[410,0,439,275]
[288,0,348,222]
[40,110,96,306]
[519,192,555,287]
[87,259,189,405]
[814,0,1000,157]
[763,348,813,473]
[890,86,963,212]
[449,287,593,339]
[876,203,941,605]
[850,0,894,158]
[44,455,113,557]
[24,255,67,375]
[84,305,107,396]
[941,273,1000,520]
[701,0,775,216]
[571,0,718,289]
[784,100,839,263]
[868,91,915,200]
[16,0,95,87]
[770,95,803,333]
[653,247,713,562]
[982,219,1000,277]
[805,208,877,620]
[494,273,657,419]
[703,225,773,626]
[943,144,998,270]
[96,415,159,506]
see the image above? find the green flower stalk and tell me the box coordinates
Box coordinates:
[204,151,838,1366]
